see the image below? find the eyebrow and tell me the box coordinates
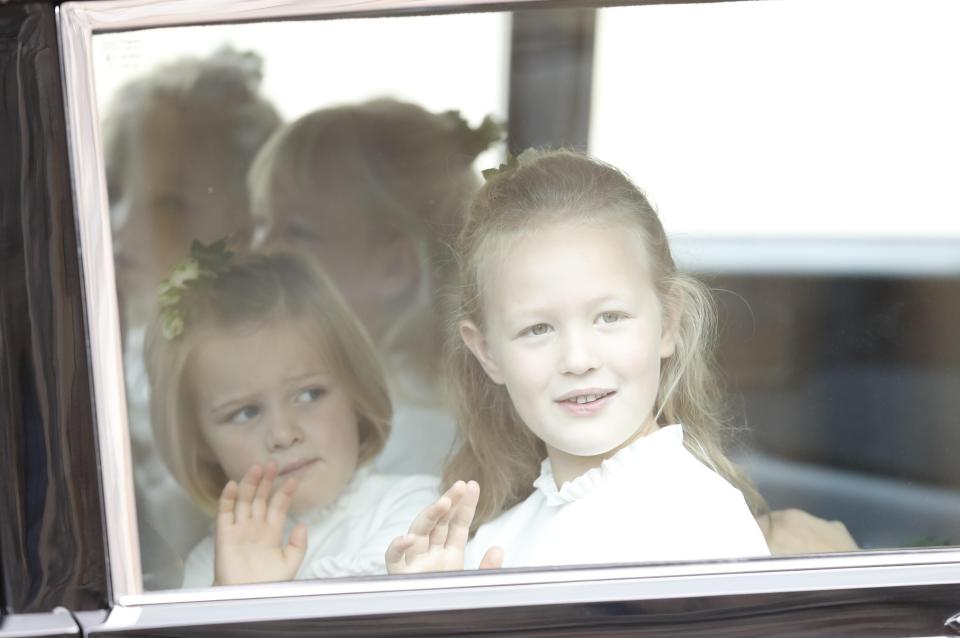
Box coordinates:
[207,396,255,418]
[507,294,626,317]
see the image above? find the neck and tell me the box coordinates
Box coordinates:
[546,414,660,487]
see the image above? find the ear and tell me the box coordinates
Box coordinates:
[459,319,505,384]
[378,232,422,305]
[659,286,683,359]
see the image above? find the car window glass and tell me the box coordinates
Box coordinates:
[89,0,960,592]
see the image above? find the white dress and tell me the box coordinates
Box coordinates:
[464,424,770,569]
[181,468,438,588]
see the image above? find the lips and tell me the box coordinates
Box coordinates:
[555,388,615,403]
[278,457,320,477]
[555,389,616,416]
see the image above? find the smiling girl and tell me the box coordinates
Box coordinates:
[145,246,436,586]
[386,150,770,572]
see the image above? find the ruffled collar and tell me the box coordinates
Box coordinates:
[292,464,373,526]
[532,424,683,507]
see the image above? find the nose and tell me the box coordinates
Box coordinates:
[266,407,305,451]
[559,328,600,376]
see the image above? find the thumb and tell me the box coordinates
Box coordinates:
[479,545,504,569]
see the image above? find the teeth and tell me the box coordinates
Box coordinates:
[575,394,601,404]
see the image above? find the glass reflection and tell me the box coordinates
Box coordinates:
[90,0,960,591]
[248,99,499,475]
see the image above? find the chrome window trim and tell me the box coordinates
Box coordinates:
[57,0,960,608]
[120,549,960,608]
[106,556,960,631]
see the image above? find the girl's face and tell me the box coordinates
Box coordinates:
[187,319,361,514]
[461,219,677,472]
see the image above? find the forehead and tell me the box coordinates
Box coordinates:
[187,318,334,384]
[479,219,653,295]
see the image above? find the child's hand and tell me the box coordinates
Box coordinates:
[385,480,503,574]
[213,461,308,586]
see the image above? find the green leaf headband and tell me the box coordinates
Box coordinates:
[157,239,234,340]
[481,153,519,181]
[480,148,539,182]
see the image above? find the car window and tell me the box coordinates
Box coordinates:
[60,0,960,607]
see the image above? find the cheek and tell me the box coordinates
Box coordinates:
[499,346,549,391]
[614,326,665,391]
[311,401,361,456]
[202,427,256,479]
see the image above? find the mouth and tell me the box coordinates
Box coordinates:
[555,389,616,415]
[278,457,320,477]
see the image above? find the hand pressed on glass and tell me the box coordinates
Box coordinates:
[386,481,503,573]
[214,461,307,586]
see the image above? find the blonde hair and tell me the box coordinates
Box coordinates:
[247,99,498,391]
[443,149,765,529]
[144,252,391,513]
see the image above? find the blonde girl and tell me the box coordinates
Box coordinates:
[386,150,771,572]
[145,246,436,586]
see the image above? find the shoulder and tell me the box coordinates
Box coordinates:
[664,448,771,556]
[656,438,747,502]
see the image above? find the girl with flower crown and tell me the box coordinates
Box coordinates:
[145,245,436,586]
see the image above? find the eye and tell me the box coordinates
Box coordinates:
[295,387,327,404]
[227,405,260,424]
[597,311,626,325]
[520,322,552,337]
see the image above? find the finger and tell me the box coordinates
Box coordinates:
[266,477,298,528]
[235,464,263,520]
[216,480,239,529]
[385,534,416,573]
[283,522,308,573]
[428,489,461,549]
[252,460,277,520]
[408,487,461,557]
[446,480,480,550]
[479,545,504,569]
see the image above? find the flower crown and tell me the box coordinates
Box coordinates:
[480,148,539,182]
[157,239,234,339]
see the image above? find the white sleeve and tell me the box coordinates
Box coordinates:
[300,475,439,579]
[179,535,215,589]
[697,489,771,559]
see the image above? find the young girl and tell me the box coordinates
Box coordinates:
[386,149,771,572]
[144,244,437,586]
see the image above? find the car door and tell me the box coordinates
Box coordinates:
[3,0,960,636]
